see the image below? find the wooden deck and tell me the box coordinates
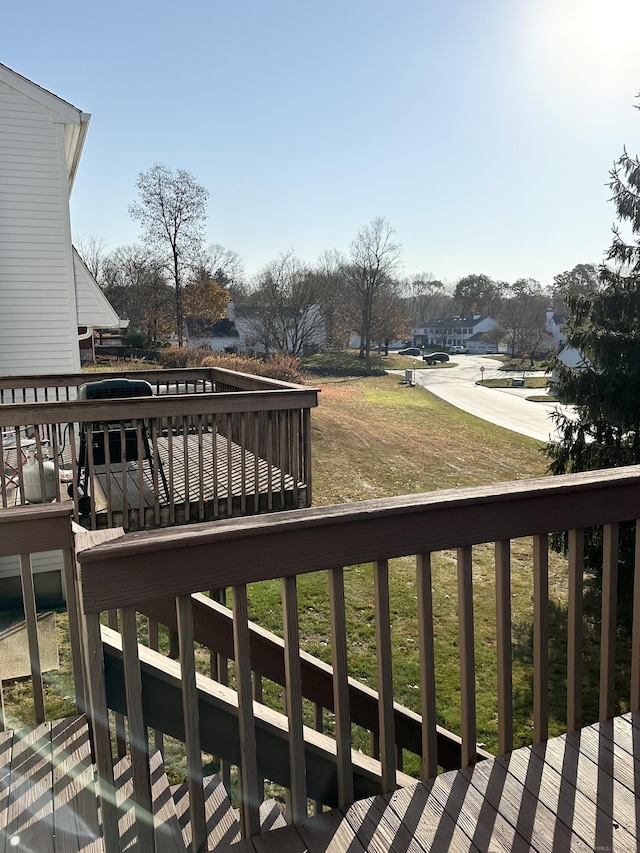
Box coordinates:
[4,432,307,531]
[4,711,637,851]
[0,713,288,852]
[234,712,640,852]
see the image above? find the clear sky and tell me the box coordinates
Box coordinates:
[3,0,640,288]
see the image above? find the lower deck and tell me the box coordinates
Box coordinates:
[4,431,307,532]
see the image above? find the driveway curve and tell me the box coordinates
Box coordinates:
[391,355,573,444]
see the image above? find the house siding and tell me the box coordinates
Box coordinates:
[0,79,80,376]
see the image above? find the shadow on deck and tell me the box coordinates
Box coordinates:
[81,431,307,531]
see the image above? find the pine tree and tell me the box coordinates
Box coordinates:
[546,99,640,586]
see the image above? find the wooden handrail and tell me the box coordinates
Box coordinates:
[78,465,640,611]
[0,366,309,395]
[0,388,318,427]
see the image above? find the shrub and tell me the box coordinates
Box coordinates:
[202,352,303,384]
[157,347,213,369]
[157,347,303,383]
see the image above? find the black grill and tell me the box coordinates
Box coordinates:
[73,377,169,512]
[78,378,153,400]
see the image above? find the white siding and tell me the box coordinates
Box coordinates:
[0,79,79,376]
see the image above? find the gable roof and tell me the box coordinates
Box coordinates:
[0,63,90,191]
[73,248,123,328]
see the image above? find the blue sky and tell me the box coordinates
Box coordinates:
[3,0,640,287]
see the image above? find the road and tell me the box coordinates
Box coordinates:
[393,354,573,443]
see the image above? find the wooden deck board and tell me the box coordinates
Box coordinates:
[5,720,54,852]
[51,715,103,853]
[0,714,638,851]
[232,713,640,852]
[4,431,307,527]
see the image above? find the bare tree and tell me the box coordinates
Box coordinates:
[198,243,245,290]
[346,217,403,373]
[313,249,351,350]
[102,245,174,344]
[372,282,410,354]
[498,278,552,361]
[75,235,109,284]
[403,274,453,325]
[129,164,208,345]
[245,252,325,355]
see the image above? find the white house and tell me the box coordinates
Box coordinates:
[186,300,327,355]
[0,63,121,377]
[412,315,499,353]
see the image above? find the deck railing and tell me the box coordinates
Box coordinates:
[0,366,302,402]
[0,368,318,532]
[0,503,82,729]
[76,466,640,847]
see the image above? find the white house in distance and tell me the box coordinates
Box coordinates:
[412,315,499,354]
[0,62,121,377]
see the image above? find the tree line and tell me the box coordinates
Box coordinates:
[79,163,601,372]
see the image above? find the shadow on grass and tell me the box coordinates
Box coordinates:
[511,580,634,740]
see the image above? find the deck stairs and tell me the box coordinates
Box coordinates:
[0,714,285,852]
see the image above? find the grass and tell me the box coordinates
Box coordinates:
[480,377,549,389]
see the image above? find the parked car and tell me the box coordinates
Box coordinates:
[423,352,449,363]
[450,345,468,354]
[397,347,422,356]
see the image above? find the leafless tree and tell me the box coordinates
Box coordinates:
[101,245,174,344]
[245,252,325,356]
[129,164,208,345]
[346,217,403,373]
[75,235,109,284]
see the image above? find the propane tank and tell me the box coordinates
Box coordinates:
[23,458,57,503]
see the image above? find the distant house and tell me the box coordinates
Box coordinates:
[0,63,121,377]
[186,317,241,352]
[186,301,326,356]
[546,309,567,350]
[412,315,499,352]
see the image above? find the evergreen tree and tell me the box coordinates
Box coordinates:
[546,101,640,585]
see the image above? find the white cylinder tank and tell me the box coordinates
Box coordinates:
[23,459,57,503]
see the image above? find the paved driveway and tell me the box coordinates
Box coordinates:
[393,355,573,444]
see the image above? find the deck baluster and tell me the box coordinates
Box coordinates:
[121,604,155,851]
[328,566,354,806]
[457,545,476,766]
[533,533,549,744]
[417,552,437,779]
[373,559,396,792]
[600,523,619,721]
[176,594,207,852]
[632,520,640,712]
[567,528,585,731]
[232,584,261,838]
[495,539,513,754]
[19,553,45,724]
[282,574,307,822]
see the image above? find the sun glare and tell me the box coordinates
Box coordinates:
[585,0,640,48]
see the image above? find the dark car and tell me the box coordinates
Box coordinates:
[423,352,450,363]
[397,347,422,356]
